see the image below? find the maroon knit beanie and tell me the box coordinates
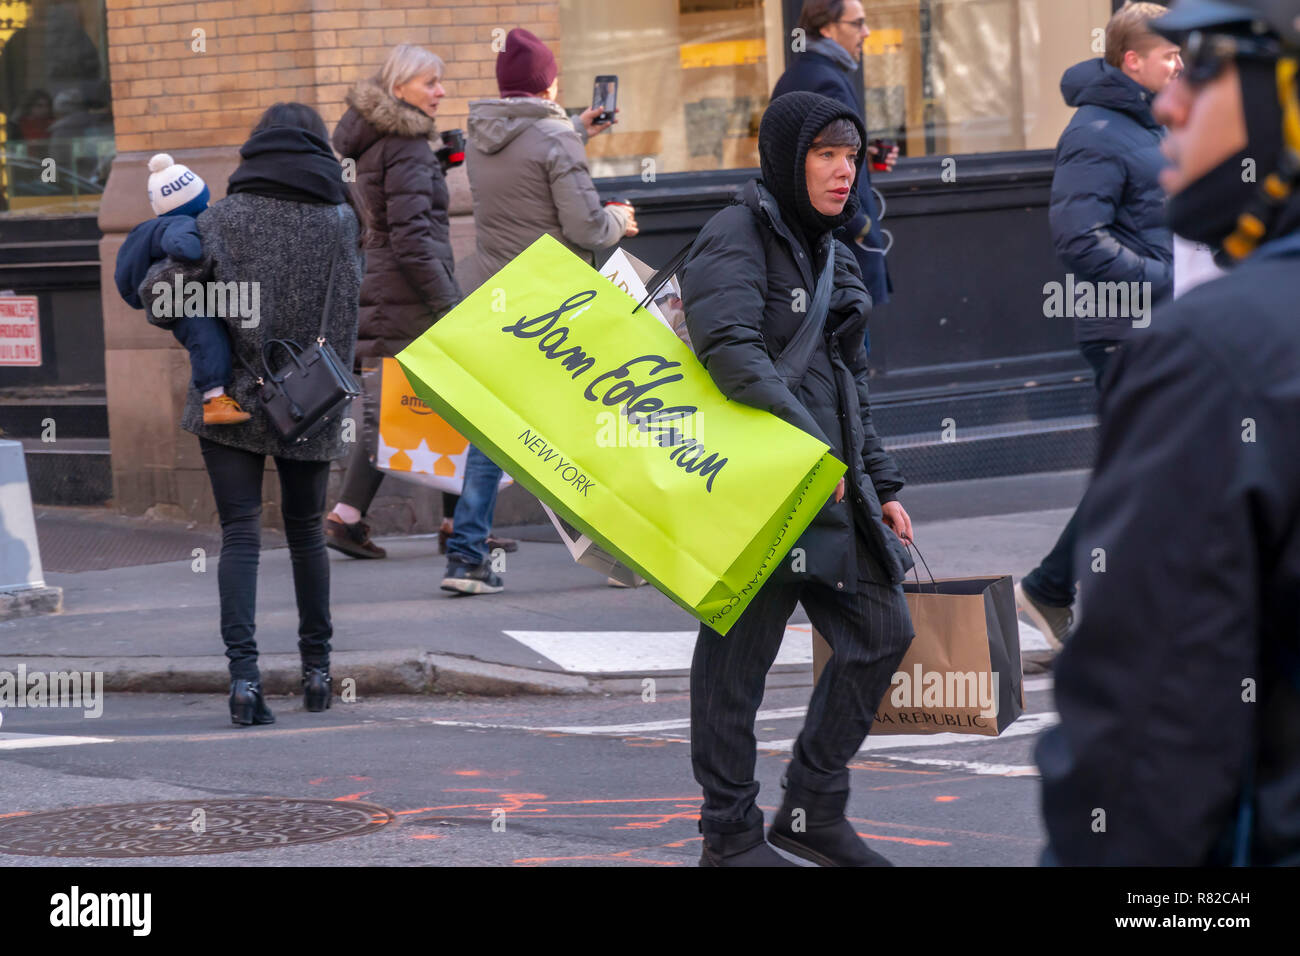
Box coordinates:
[495,28,558,97]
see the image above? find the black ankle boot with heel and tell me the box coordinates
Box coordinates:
[302,665,332,712]
[229,679,275,726]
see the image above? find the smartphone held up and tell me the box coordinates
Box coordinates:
[592,75,618,126]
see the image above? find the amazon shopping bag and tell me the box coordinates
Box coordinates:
[364,357,511,495]
[395,234,843,634]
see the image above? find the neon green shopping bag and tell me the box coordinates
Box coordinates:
[396,234,843,635]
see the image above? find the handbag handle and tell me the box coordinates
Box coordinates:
[904,539,937,633]
[906,539,938,593]
[261,339,305,383]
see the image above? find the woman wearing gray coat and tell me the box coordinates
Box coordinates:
[141,103,363,725]
[438,27,639,595]
[458,27,638,293]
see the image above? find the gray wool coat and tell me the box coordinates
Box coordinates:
[140,193,363,461]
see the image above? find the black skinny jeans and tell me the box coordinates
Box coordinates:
[200,438,333,681]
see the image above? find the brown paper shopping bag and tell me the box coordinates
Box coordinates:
[813,573,1025,737]
[874,574,1025,736]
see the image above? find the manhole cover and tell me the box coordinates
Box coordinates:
[0,799,394,858]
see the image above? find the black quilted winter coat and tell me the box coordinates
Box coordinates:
[681,179,913,593]
[333,77,461,362]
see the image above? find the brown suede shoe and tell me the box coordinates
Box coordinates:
[324,514,386,559]
[203,393,252,425]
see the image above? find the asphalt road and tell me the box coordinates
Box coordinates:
[0,678,1054,867]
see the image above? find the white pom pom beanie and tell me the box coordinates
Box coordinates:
[147,153,210,217]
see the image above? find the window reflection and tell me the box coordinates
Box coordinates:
[0,0,114,215]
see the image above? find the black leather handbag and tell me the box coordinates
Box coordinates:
[240,205,361,445]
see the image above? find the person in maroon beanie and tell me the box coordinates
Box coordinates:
[441,28,639,596]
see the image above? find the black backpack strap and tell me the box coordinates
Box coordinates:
[771,239,837,391]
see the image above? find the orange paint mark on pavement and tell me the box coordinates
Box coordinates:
[663,836,704,849]
[308,777,328,785]
[453,770,483,776]
[0,811,31,819]
[332,791,374,801]
[857,831,950,847]
[863,775,973,792]
[934,796,959,802]
[410,834,446,840]
[514,845,684,867]
[348,775,371,781]
[847,760,942,775]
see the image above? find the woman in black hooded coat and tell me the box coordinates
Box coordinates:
[681,90,917,867]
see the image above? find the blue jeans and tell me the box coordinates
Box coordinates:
[171,313,232,392]
[1020,339,1120,607]
[446,445,502,566]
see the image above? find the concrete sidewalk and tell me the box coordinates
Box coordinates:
[0,472,1086,696]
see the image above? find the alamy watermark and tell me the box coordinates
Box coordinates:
[1043,274,1151,329]
[595,407,704,448]
[0,666,103,718]
[150,276,260,328]
[887,665,1000,720]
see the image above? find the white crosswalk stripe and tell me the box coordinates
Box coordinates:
[0,732,113,750]
[505,627,817,673]
[507,624,1055,673]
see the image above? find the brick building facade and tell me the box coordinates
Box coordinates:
[99,0,561,530]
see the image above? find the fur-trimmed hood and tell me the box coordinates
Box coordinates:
[333,77,438,160]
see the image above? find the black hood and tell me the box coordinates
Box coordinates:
[1061,58,1161,129]
[758,90,867,241]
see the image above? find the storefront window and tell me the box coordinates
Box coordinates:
[559,0,1113,177]
[863,0,1114,156]
[0,0,114,216]
[560,0,784,178]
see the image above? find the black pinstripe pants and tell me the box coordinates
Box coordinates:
[690,544,915,834]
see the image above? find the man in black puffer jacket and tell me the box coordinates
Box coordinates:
[1018,3,1182,652]
[682,91,916,868]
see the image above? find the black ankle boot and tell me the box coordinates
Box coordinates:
[768,779,893,867]
[302,664,332,712]
[699,822,798,867]
[229,679,275,726]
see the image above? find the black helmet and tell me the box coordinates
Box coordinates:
[1153,0,1300,46]
[1154,0,1300,260]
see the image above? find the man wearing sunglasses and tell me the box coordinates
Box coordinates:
[1038,0,1300,866]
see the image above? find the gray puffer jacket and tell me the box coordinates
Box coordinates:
[140,194,363,461]
[459,97,629,293]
